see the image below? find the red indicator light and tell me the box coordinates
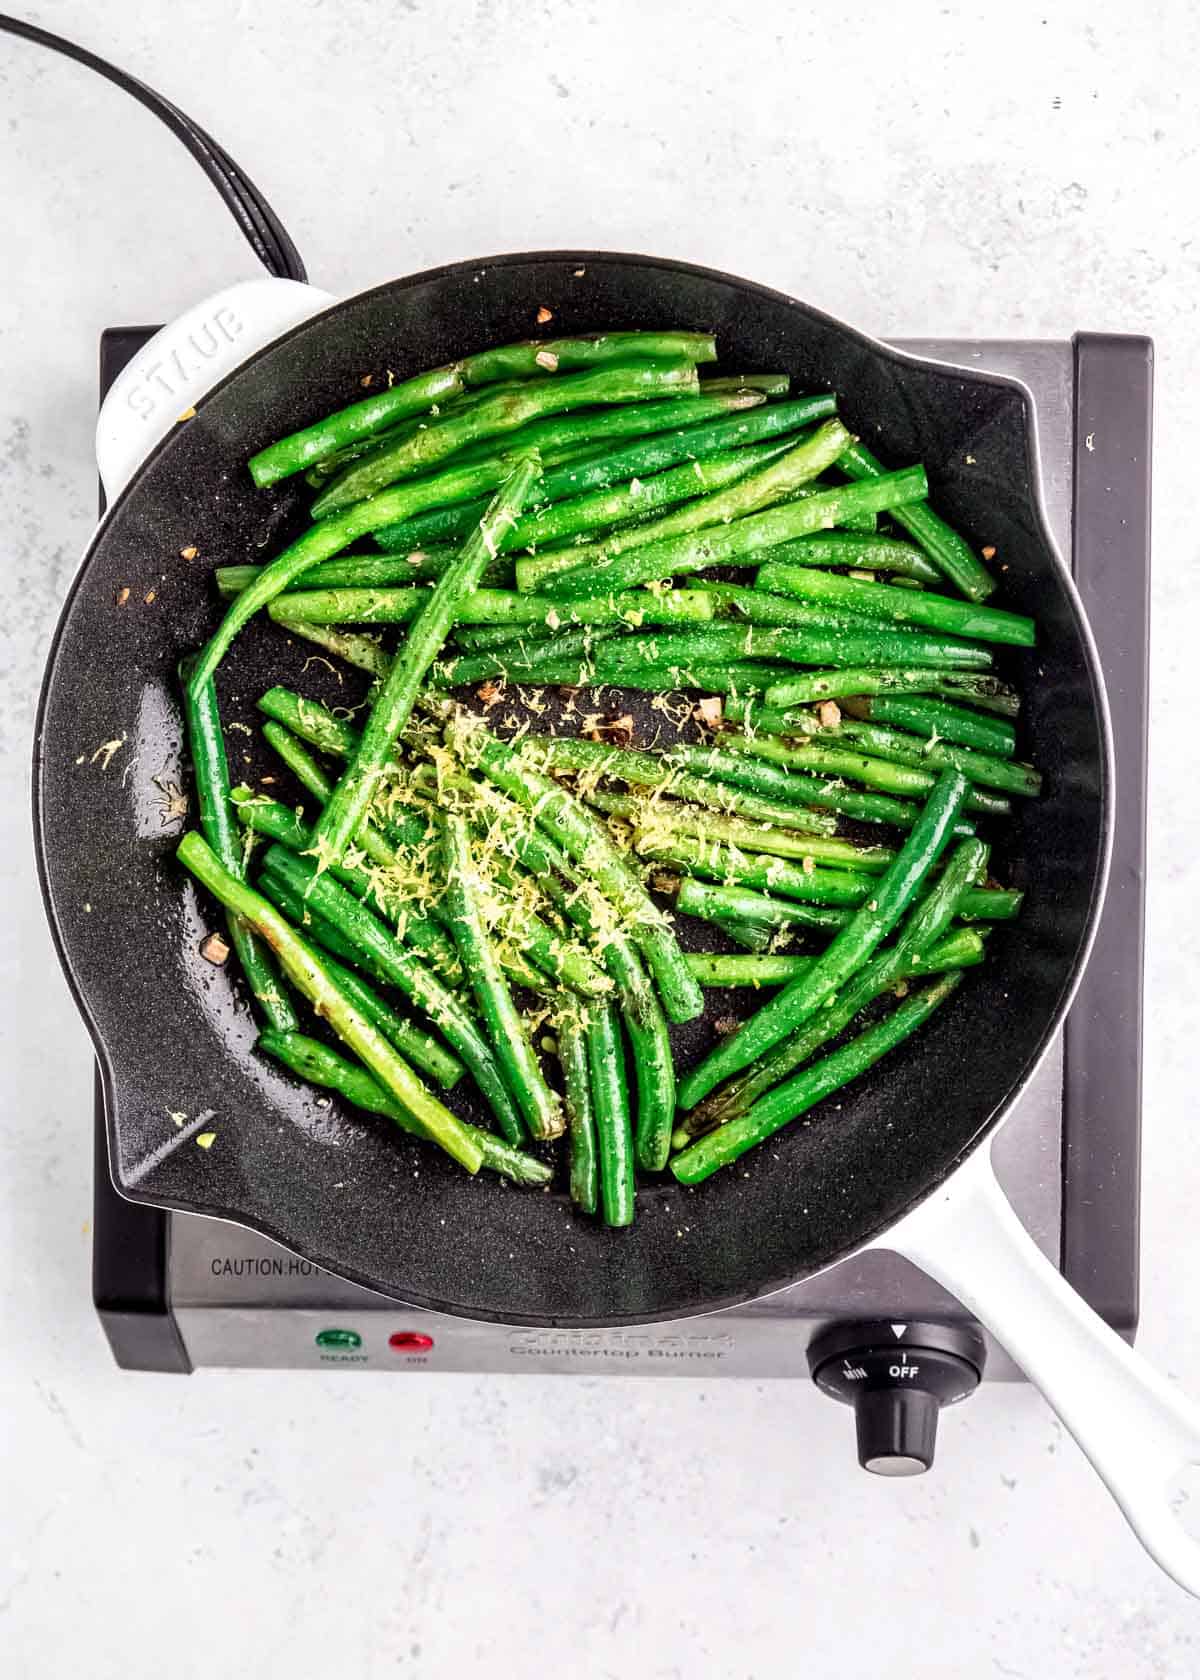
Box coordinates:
[389,1331,434,1353]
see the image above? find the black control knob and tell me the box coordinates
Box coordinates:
[807,1319,985,1477]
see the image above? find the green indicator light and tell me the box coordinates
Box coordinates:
[315,1327,362,1350]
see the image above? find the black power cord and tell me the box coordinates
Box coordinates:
[0,12,307,283]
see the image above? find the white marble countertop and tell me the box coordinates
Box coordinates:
[3,2,1199,1673]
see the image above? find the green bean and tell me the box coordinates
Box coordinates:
[723,689,1023,746]
[261,716,360,808]
[513,818,677,1131]
[537,465,928,600]
[654,831,1013,921]
[308,436,543,527]
[379,392,764,522]
[259,707,445,864]
[248,365,465,488]
[692,869,1014,926]
[296,380,578,485]
[302,389,537,486]
[302,420,423,487]
[516,438,801,551]
[195,462,538,696]
[371,547,512,586]
[802,486,879,534]
[629,805,895,871]
[260,843,524,1144]
[386,547,515,586]
[749,532,942,583]
[685,842,988,1131]
[259,721,441,889]
[174,665,238,850]
[586,1001,635,1227]
[843,693,1016,757]
[580,778,833,837]
[672,874,1009,939]
[823,719,1041,798]
[273,617,393,679]
[557,1004,598,1213]
[676,770,971,1108]
[231,791,463,985]
[308,955,462,1089]
[313,407,608,502]
[450,629,783,688]
[714,732,1013,816]
[602,932,675,1174]
[687,926,984,995]
[452,621,561,653]
[545,623,993,673]
[279,728,596,994]
[258,688,358,756]
[638,833,876,905]
[685,583,901,635]
[374,395,836,553]
[756,563,1034,646]
[216,563,270,598]
[271,584,714,630]
[838,440,995,601]
[730,669,1020,715]
[517,736,839,837]
[459,330,717,385]
[217,548,514,597]
[312,456,541,864]
[520,420,852,590]
[699,587,977,646]
[452,772,676,1164]
[704,583,908,633]
[177,833,484,1172]
[674,876,849,936]
[433,626,626,689]
[958,887,1025,921]
[375,439,785,566]
[439,811,563,1141]
[684,953,815,986]
[257,863,373,966]
[180,662,298,1034]
[449,717,704,1022]
[699,372,791,394]
[257,1031,549,1186]
[651,735,986,828]
[230,787,332,850]
[536,566,912,651]
[717,697,818,736]
[508,910,611,997]
[312,363,697,514]
[448,655,793,698]
[712,914,780,952]
[460,775,583,895]
[701,586,1001,648]
[385,451,730,554]
[671,972,964,1181]
[296,411,511,492]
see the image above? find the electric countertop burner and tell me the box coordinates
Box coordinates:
[92,327,1151,1476]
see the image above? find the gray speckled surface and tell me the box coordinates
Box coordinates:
[3,2,1199,1673]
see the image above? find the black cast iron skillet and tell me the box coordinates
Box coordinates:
[38,253,1200,1590]
[36,252,1105,1323]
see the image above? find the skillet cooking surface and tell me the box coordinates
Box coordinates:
[34,253,1108,1325]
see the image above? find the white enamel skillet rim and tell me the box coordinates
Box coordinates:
[72,261,1200,1593]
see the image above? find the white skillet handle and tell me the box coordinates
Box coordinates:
[96,276,336,503]
[883,1146,1200,1595]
